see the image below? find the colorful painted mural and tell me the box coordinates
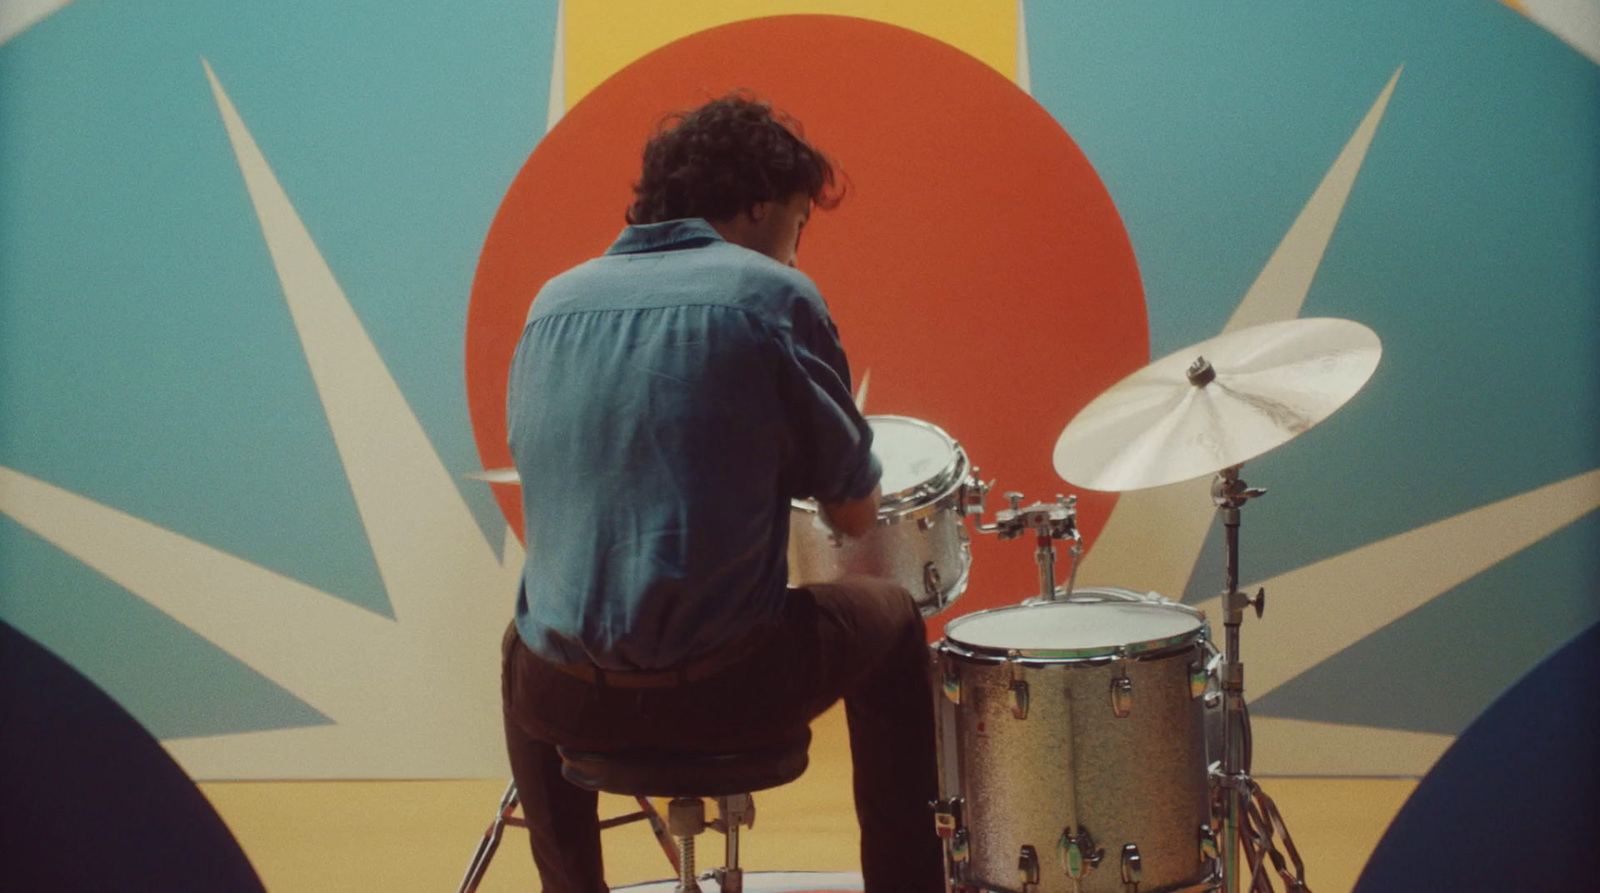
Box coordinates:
[0,1,1595,784]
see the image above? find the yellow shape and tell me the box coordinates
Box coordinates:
[1251,717,1455,777]
[564,0,1017,109]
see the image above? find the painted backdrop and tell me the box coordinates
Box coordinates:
[0,1,1595,780]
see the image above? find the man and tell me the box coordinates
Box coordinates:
[501,94,944,893]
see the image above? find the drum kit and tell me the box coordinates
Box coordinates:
[787,317,1382,893]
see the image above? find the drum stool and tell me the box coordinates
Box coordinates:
[558,731,811,893]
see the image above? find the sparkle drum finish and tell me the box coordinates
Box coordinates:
[933,590,1220,893]
[788,415,976,616]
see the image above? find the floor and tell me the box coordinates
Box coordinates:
[200,704,1418,893]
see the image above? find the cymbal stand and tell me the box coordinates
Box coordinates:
[974,493,1081,602]
[1212,464,1265,893]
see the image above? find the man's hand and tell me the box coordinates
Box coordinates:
[819,485,881,539]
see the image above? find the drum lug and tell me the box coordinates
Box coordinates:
[922,562,943,601]
[1110,658,1133,718]
[1058,825,1103,879]
[940,652,961,704]
[961,470,991,516]
[1189,662,1208,699]
[949,829,970,867]
[1018,844,1040,892]
[1008,679,1030,720]
[1006,651,1030,720]
[1120,843,1143,891]
[1199,823,1220,863]
[1193,645,1223,699]
[933,796,964,840]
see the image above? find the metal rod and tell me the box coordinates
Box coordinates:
[1211,463,1263,893]
[1064,538,1083,601]
[1221,504,1243,893]
[1037,534,1058,601]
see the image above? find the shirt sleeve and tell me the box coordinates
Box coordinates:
[775,285,881,504]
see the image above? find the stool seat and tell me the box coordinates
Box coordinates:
[557,731,811,798]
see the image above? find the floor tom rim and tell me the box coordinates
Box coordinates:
[940,598,1208,664]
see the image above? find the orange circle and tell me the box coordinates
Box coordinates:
[467,15,1149,619]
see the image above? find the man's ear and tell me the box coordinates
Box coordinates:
[746,200,772,223]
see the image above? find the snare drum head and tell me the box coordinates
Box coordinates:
[945,600,1203,658]
[870,415,962,507]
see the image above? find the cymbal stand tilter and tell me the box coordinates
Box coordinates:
[974,492,1082,602]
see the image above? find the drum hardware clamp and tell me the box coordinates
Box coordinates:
[974,492,1083,603]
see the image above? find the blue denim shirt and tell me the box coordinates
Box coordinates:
[508,219,881,670]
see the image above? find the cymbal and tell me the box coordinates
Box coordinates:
[1053,318,1381,492]
[463,467,521,483]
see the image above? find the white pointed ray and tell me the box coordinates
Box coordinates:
[1519,0,1600,66]
[1075,68,1402,598]
[0,465,389,711]
[1194,467,1600,702]
[0,61,537,778]
[548,0,567,130]
[1015,0,1031,93]
[204,60,510,629]
[0,0,73,46]
[854,368,871,412]
[1251,718,1454,777]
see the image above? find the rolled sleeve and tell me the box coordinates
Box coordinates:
[777,294,881,504]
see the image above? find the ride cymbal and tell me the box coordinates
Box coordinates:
[1053,318,1381,491]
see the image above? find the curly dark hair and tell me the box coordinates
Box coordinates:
[626,92,843,225]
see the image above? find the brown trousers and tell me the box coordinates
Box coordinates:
[501,578,945,893]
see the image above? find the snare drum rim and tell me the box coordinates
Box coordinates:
[791,415,972,528]
[940,600,1209,664]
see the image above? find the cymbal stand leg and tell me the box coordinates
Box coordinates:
[1212,465,1265,893]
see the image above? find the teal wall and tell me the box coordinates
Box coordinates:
[0,1,1594,774]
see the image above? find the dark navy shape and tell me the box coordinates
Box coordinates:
[0,620,267,892]
[1354,619,1600,891]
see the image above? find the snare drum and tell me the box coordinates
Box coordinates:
[932,590,1218,893]
[788,415,976,616]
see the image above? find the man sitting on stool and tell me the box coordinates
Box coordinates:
[500,93,944,893]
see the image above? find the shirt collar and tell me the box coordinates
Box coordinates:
[606,218,725,255]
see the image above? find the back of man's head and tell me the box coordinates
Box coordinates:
[627,92,842,225]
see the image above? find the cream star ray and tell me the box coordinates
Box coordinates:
[0,466,392,706]
[1515,0,1600,65]
[0,60,529,778]
[0,0,74,46]
[1194,467,1600,702]
[1015,1,1031,93]
[548,0,567,129]
[1075,67,1403,599]
[1250,718,1455,777]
